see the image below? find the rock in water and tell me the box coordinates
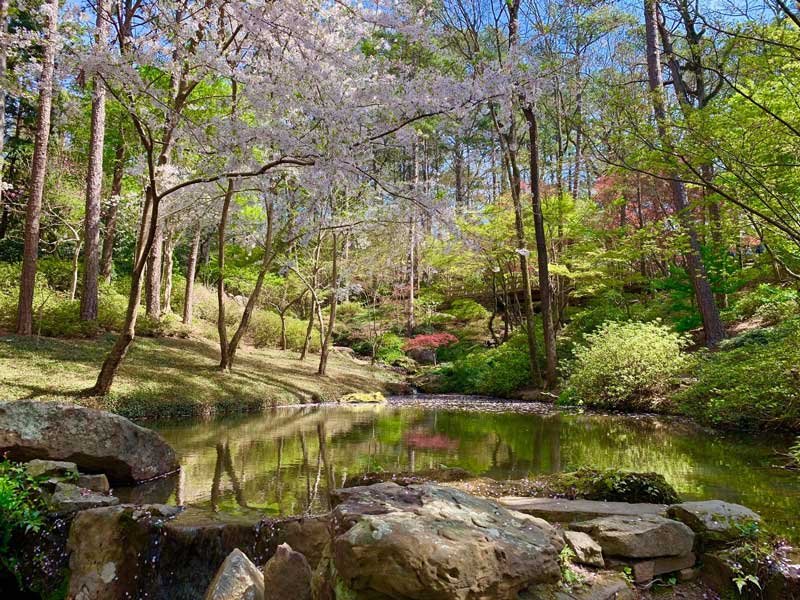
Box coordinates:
[0,400,179,483]
[667,500,761,545]
[24,458,78,478]
[330,482,564,600]
[571,515,694,559]
[263,543,312,600]
[205,548,264,600]
[49,482,118,513]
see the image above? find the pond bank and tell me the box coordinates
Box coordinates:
[0,334,406,420]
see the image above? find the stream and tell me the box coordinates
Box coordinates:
[133,395,799,542]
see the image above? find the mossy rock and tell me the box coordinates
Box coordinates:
[337,392,386,404]
[546,469,680,504]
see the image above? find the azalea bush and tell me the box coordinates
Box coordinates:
[566,320,690,410]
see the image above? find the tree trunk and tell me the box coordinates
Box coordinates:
[318,232,339,376]
[643,0,725,347]
[225,198,275,370]
[145,218,163,319]
[90,188,159,395]
[17,0,59,336]
[70,240,82,301]
[100,138,125,283]
[523,107,558,389]
[300,232,322,361]
[182,221,202,325]
[217,179,235,370]
[161,224,174,314]
[79,0,108,321]
[0,0,8,227]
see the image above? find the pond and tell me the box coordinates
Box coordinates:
[138,395,799,541]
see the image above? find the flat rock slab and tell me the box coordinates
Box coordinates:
[667,500,761,544]
[571,515,694,559]
[332,482,564,600]
[50,482,119,513]
[499,497,667,522]
[25,458,78,478]
[0,400,179,484]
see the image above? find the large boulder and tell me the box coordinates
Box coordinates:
[263,543,312,600]
[666,500,761,545]
[0,400,179,483]
[571,515,694,559]
[330,482,564,600]
[204,548,264,600]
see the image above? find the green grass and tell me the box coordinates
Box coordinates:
[0,333,404,420]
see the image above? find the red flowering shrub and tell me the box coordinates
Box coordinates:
[403,332,458,352]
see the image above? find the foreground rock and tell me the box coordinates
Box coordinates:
[204,548,264,600]
[571,515,694,559]
[263,543,312,600]
[564,531,604,568]
[329,482,564,600]
[0,400,179,483]
[500,497,666,523]
[667,500,761,545]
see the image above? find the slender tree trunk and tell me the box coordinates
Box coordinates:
[0,0,9,224]
[145,219,163,318]
[523,107,558,389]
[79,0,108,321]
[225,196,274,370]
[70,240,82,301]
[182,221,202,325]
[17,0,59,336]
[100,138,125,283]
[318,232,339,376]
[90,188,159,395]
[217,179,235,370]
[161,224,174,314]
[643,0,725,347]
[300,299,316,360]
[300,232,322,361]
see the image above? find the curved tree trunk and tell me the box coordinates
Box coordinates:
[79,0,108,321]
[17,0,59,336]
[182,221,202,325]
[0,0,8,234]
[225,198,275,370]
[161,224,175,314]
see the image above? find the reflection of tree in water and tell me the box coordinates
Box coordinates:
[154,405,799,541]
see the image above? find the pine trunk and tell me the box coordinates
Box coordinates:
[17,0,59,336]
[79,0,108,321]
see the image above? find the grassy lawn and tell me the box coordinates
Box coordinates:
[0,332,404,420]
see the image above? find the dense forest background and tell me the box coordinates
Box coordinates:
[0,0,799,437]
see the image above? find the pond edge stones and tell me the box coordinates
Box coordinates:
[330,481,564,600]
[0,400,179,484]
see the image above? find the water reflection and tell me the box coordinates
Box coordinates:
[147,398,800,541]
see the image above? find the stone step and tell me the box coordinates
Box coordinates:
[499,497,667,523]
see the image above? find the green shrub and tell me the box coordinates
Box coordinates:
[567,320,690,410]
[375,332,405,365]
[445,299,489,322]
[251,309,319,352]
[0,460,46,559]
[438,333,533,396]
[731,284,799,324]
[679,318,800,431]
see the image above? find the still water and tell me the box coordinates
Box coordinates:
[146,396,799,541]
